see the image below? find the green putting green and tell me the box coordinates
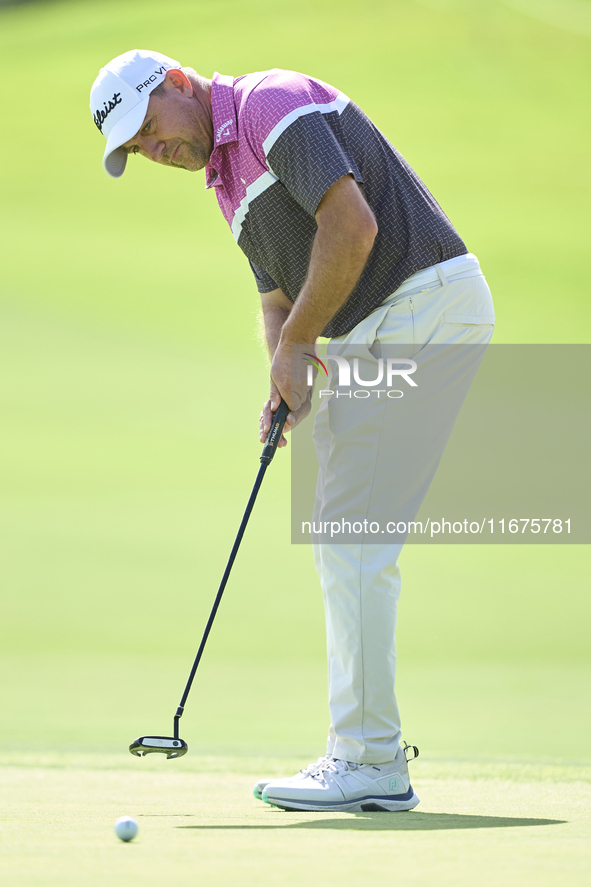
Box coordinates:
[1,0,589,884]
[1,753,589,887]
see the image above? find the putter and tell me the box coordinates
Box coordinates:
[130,398,290,759]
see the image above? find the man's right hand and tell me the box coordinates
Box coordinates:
[259,380,312,448]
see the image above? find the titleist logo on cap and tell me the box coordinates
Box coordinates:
[93,92,122,133]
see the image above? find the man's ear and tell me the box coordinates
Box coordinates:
[164,68,192,94]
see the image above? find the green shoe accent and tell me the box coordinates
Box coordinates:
[261,788,275,806]
[253,786,262,801]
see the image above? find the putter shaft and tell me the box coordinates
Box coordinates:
[173,399,290,739]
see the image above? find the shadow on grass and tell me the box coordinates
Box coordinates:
[178,812,565,831]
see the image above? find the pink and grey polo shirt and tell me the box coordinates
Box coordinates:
[205,70,467,339]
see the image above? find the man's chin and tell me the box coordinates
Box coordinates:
[166,143,201,172]
[175,156,204,172]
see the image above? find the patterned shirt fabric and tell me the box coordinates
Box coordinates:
[205,70,467,339]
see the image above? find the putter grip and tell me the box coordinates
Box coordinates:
[260,399,290,465]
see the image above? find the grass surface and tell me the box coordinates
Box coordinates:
[2,759,590,887]
[2,659,590,885]
[1,0,590,884]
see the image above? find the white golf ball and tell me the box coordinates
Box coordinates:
[114,816,138,842]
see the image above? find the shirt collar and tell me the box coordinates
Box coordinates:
[205,72,237,189]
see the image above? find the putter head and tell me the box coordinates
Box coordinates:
[129,735,188,759]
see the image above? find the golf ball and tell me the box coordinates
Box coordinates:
[114,816,138,842]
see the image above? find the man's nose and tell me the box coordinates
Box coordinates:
[141,137,164,163]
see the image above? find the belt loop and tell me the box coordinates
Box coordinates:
[436,263,449,287]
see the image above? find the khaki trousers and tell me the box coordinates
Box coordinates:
[312,253,495,763]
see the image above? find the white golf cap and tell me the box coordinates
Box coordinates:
[90,49,182,178]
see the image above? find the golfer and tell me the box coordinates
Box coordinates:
[90,49,495,812]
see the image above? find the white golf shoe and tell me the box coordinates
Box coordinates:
[253,755,332,801]
[261,744,419,812]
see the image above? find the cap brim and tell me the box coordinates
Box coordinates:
[102,97,149,178]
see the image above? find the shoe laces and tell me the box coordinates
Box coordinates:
[300,754,331,776]
[310,757,358,783]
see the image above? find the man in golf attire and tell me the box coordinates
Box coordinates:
[90,50,495,812]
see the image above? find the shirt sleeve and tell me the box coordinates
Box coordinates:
[248,259,279,293]
[244,72,363,217]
